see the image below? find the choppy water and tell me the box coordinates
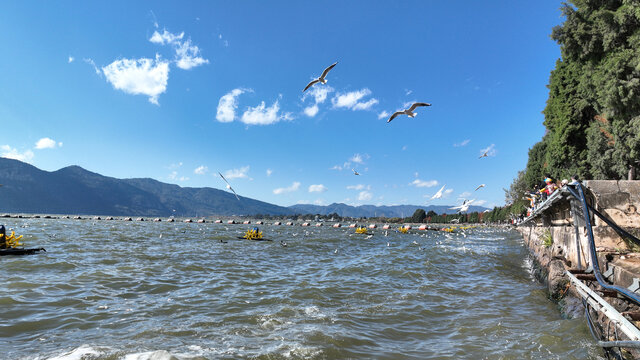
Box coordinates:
[1,218,602,359]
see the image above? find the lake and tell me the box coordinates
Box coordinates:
[1,218,602,359]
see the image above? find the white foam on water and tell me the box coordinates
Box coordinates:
[122,350,174,360]
[46,345,103,360]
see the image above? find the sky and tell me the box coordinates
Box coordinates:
[0,1,565,209]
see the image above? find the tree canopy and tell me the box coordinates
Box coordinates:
[514,0,640,200]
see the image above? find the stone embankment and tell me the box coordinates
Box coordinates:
[518,180,640,334]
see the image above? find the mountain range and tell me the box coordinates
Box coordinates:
[0,158,488,217]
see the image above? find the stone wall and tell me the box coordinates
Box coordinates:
[518,180,640,316]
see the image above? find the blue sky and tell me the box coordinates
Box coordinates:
[0,1,564,209]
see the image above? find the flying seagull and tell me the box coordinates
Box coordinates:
[431,185,446,199]
[475,184,486,191]
[303,62,337,92]
[387,102,432,123]
[218,172,240,201]
[450,199,475,213]
[479,151,489,159]
[352,169,360,176]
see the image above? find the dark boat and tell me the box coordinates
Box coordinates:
[0,248,46,256]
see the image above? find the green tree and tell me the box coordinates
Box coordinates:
[410,209,426,223]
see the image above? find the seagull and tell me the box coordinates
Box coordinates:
[387,242,390,247]
[218,172,240,201]
[352,169,360,176]
[431,185,446,199]
[280,240,288,247]
[450,199,475,213]
[479,151,489,159]
[220,239,228,244]
[303,62,337,92]
[475,184,486,191]
[387,102,432,123]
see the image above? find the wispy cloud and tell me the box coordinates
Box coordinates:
[331,153,368,171]
[149,29,208,70]
[223,166,250,180]
[480,143,497,157]
[68,56,74,63]
[454,139,470,147]
[308,184,327,193]
[168,162,183,170]
[358,191,373,201]
[83,58,101,75]
[1,145,34,163]
[216,88,250,122]
[351,153,367,164]
[377,111,389,120]
[411,179,438,188]
[241,99,293,125]
[444,189,454,196]
[332,88,378,111]
[266,169,273,177]
[102,56,170,105]
[347,184,369,190]
[302,86,334,118]
[273,181,301,195]
[194,165,208,175]
[35,138,62,149]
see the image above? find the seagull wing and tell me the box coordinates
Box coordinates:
[303,79,321,92]
[408,102,432,112]
[387,111,403,123]
[218,172,240,201]
[475,184,485,191]
[319,62,337,80]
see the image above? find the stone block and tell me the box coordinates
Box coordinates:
[584,180,620,196]
[619,180,640,205]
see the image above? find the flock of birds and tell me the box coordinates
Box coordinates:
[218,62,489,214]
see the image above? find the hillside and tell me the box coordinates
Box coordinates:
[0,158,292,216]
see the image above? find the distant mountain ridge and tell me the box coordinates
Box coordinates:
[0,158,291,216]
[288,203,489,218]
[0,158,488,217]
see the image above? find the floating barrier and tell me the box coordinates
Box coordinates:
[333,223,341,228]
[368,224,377,229]
[273,221,282,225]
[382,224,391,230]
[355,227,369,234]
[227,220,235,224]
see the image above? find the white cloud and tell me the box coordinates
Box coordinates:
[168,162,183,170]
[174,39,209,70]
[352,98,379,111]
[308,184,327,193]
[216,88,249,122]
[405,89,413,96]
[68,56,74,63]
[168,171,178,180]
[241,100,293,125]
[475,200,487,206]
[1,145,34,162]
[358,191,373,201]
[444,189,454,196]
[303,85,333,104]
[480,143,497,157]
[149,30,185,45]
[223,166,250,180]
[454,139,470,147]
[179,176,189,182]
[304,104,319,117]
[458,192,472,200]
[149,29,208,70]
[350,153,365,164]
[411,179,438,188]
[35,138,59,149]
[194,165,208,175]
[377,111,389,120]
[273,181,301,195]
[102,56,170,105]
[266,169,273,177]
[314,199,326,205]
[347,184,368,190]
[331,88,378,111]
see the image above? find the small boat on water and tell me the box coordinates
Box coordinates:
[0,248,46,256]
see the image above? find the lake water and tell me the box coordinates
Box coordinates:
[1,218,603,359]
